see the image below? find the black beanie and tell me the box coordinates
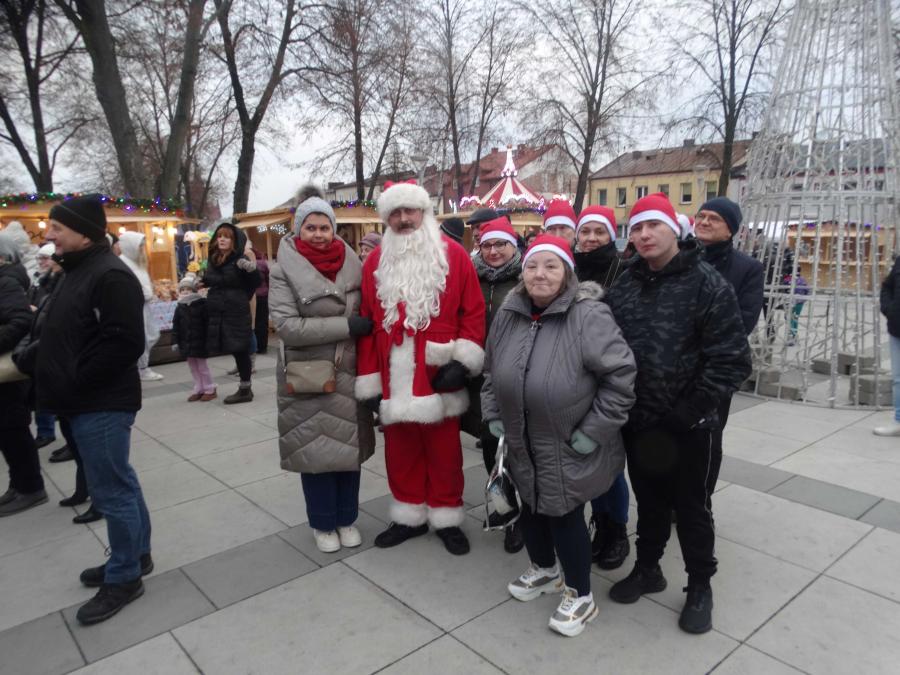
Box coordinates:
[440,217,465,244]
[699,196,742,235]
[49,194,108,242]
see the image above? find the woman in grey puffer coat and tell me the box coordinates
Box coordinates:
[269,196,376,554]
[481,234,635,638]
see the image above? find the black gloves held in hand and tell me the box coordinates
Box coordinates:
[361,395,382,414]
[348,316,374,337]
[431,360,468,392]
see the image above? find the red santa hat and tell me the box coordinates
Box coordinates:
[629,192,681,237]
[577,205,617,241]
[676,213,694,240]
[542,199,577,232]
[377,179,432,222]
[478,217,518,247]
[522,234,575,271]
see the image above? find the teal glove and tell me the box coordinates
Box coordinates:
[488,420,505,439]
[570,429,598,455]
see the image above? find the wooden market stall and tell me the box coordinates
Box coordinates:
[436,210,544,250]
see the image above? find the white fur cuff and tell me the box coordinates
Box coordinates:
[452,339,485,375]
[428,506,465,529]
[391,500,428,527]
[354,373,382,400]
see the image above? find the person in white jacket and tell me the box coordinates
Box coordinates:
[118,232,164,381]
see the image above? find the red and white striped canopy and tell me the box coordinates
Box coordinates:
[461,145,543,208]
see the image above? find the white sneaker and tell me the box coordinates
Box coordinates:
[313,529,341,553]
[507,564,564,601]
[548,587,598,637]
[139,369,164,382]
[337,525,362,548]
[873,422,900,437]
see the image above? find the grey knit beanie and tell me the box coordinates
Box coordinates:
[293,197,336,235]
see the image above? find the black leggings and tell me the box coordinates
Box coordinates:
[520,502,592,596]
[233,351,252,383]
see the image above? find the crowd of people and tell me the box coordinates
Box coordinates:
[0,183,770,637]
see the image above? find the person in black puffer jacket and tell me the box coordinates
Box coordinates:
[203,220,261,404]
[605,193,751,636]
[0,231,47,517]
[876,256,900,436]
[173,276,215,401]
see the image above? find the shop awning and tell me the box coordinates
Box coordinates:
[235,213,292,230]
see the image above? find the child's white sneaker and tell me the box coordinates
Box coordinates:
[313,529,341,553]
[337,525,362,548]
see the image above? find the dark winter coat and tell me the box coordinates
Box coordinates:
[880,256,900,338]
[606,239,752,432]
[35,244,145,416]
[172,294,209,358]
[0,262,34,428]
[574,242,625,289]
[203,223,261,355]
[481,280,637,516]
[702,239,765,335]
[27,270,61,308]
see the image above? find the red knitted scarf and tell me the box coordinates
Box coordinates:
[294,237,345,282]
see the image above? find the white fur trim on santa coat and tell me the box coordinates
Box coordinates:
[451,338,484,375]
[354,372,382,400]
[425,340,456,367]
[377,183,432,222]
[391,500,428,527]
[428,505,465,528]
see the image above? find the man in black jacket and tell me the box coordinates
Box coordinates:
[38,195,153,626]
[877,256,900,436]
[695,197,764,501]
[606,193,751,635]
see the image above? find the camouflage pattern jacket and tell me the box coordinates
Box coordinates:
[606,240,752,432]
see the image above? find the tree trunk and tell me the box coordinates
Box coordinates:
[718,117,737,197]
[353,75,365,201]
[231,129,255,214]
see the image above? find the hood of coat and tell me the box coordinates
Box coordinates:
[118,231,146,264]
[210,222,248,265]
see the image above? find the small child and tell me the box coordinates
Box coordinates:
[173,276,216,401]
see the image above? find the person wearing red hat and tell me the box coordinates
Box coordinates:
[482,233,636,637]
[355,181,486,556]
[541,199,577,246]
[605,193,751,634]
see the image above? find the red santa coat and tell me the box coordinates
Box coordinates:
[355,237,486,425]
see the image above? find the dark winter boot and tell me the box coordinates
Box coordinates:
[679,584,713,634]
[597,521,629,570]
[224,384,253,405]
[609,563,667,604]
[374,522,428,548]
[80,553,155,588]
[590,513,607,561]
[436,526,470,555]
[503,520,525,554]
[76,579,144,625]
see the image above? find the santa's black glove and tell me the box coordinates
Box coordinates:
[361,395,382,414]
[431,360,468,392]
[348,316,374,337]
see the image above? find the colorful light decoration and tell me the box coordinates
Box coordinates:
[0,191,187,215]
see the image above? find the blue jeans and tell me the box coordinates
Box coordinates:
[892,335,900,422]
[35,412,56,440]
[300,471,360,531]
[67,412,151,584]
[590,473,629,524]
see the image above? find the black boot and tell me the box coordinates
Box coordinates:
[436,526,470,555]
[76,579,144,625]
[679,584,713,634]
[73,506,104,524]
[590,513,607,561]
[503,520,525,554]
[49,445,74,463]
[609,563,667,604]
[224,385,253,405]
[59,493,89,507]
[80,553,155,588]
[597,521,629,570]
[374,522,428,548]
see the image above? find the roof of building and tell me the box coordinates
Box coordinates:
[591,139,753,180]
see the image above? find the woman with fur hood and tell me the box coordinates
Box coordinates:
[119,231,164,381]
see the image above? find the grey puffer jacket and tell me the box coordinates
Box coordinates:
[269,235,375,474]
[481,280,636,516]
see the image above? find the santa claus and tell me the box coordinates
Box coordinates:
[355,180,486,555]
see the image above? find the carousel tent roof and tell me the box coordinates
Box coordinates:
[467,145,543,207]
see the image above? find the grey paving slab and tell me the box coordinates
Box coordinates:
[462,464,487,507]
[453,577,737,675]
[379,635,503,675]
[0,612,84,675]
[154,415,277,460]
[173,563,442,674]
[68,633,198,674]
[359,493,393,524]
[749,576,900,675]
[137,460,228,512]
[192,437,285,488]
[236,472,307,526]
[827,528,900,603]
[726,404,847,444]
[718,456,794,493]
[278,509,384,566]
[714,485,872,572]
[859,498,900,534]
[346,521,525,631]
[769,475,881,519]
[721,424,809,466]
[127,437,184,473]
[728,393,767,414]
[0,481,75,558]
[63,569,214,663]
[712,646,804,674]
[182,534,317,608]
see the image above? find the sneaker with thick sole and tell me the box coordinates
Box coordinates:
[374,522,428,548]
[508,564,564,601]
[548,587,598,637]
[436,526,470,555]
[679,585,713,634]
[0,489,48,517]
[337,525,362,548]
[314,529,341,552]
[597,522,630,570]
[873,422,900,437]
[609,563,667,604]
[80,553,154,588]
[76,579,144,625]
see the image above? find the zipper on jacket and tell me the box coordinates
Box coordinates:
[522,318,542,505]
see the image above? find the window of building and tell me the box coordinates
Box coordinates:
[616,187,627,207]
[658,184,669,196]
[597,188,608,205]
[635,185,648,200]
[706,181,718,201]
[680,182,692,204]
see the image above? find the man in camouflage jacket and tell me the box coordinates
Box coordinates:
[604,193,751,635]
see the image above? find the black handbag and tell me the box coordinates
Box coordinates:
[483,434,522,530]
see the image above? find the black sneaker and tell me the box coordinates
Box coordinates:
[35,436,56,449]
[223,386,253,404]
[76,579,144,625]
[436,526,470,555]
[503,521,525,554]
[0,489,48,517]
[80,553,154,588]
[590,514,607,561]
[373,522,428,548]
[49,445,74,463]
[597,522,630,570]
[679,584,713,634]
[609,563,667,604]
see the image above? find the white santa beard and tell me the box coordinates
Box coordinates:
[376,217,449,331]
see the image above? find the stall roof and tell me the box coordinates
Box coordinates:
[235,212,292,229]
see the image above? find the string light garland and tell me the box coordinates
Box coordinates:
[0,191,187,215]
